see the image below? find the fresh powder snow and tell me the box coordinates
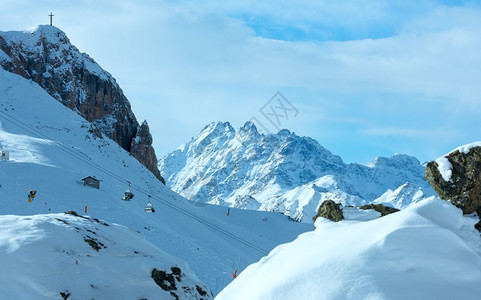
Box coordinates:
[435,156,453,182]
[216,197,481,300]
[0,213,211,299]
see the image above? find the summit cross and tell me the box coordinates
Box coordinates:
[49,12,54,26]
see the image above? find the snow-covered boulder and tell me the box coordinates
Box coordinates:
[216,198,481,300]
[425,142,481,229]
[0,212,212,299]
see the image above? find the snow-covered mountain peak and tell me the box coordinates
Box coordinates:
[191,121,235,155]
[159,122,435,221]
[236,121,261,141]
[373,182,426,209]
[367,153,422,169]
[1,25,112,82]
[199,121,235,136]
[23,25,69,45]
[277,128,292,137]
[239,121,258,133]
[5,25,65,44]
[0,25,163,181]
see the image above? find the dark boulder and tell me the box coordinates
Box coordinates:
[425,145,481,230]
[312,200,344,224]
[358,204,399,217]
[425,146,481,215]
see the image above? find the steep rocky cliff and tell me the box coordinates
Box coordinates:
[425,142,481,229]
[0,25,162,181]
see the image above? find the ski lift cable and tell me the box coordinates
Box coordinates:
[0,110,269,255]
[0,110,268,254]
[0,110,129,183]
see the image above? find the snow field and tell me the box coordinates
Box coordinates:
[217,197,481,300]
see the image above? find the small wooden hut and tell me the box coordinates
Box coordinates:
[81,176,100,189]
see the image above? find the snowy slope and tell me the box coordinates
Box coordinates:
[373,182,426,208]
[158,121,435,222]
[0,69,311,295]
[0,213,211,299]
[216,197,481,300]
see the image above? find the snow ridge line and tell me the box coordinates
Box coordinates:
[0,109,270,256]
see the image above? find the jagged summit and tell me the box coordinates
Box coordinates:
[367,153,422,168]
[10,25,67,42]
[0,25,112,83]
[237,121,260,137]
[10,25,69,45]
[198,121,235,140]
[158,121,435,222]
[0,26,163,181]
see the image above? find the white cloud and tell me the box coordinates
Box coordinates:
[1,0,480,163]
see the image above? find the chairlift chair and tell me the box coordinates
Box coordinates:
[122,182,134,201]
[145,196,155,213]
[28,189,37,203]
[122,188,134,201]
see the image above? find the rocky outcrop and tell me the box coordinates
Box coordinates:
[130,121,163,182]
[358,204,399,216]
[312,200,344,223]
[425,145,481,222]
[0,25,163,182]
[151,267,212,299]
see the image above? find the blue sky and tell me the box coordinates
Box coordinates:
[1,0,480,164]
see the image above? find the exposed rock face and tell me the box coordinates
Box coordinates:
[425,145,481,218]
[151,267,212,299]
[130,121,163,181]
[0,25,163,182]
[312,200,344,223]
[358,204,400,217]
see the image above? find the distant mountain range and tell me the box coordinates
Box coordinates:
[159,121,435,222]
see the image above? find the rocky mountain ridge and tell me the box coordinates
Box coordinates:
[158,121,435,222]
[0,25,163,181]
